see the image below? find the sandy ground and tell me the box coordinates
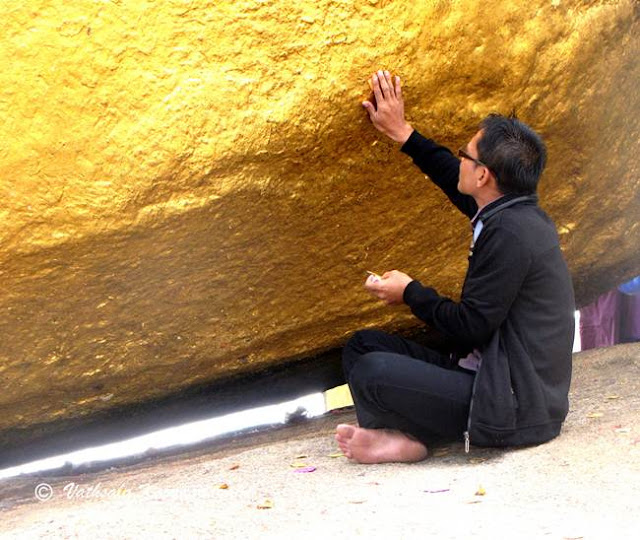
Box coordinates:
[1,343,639,539]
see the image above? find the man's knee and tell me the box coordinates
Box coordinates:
[347,352,390,387]
[342,329,390,379]
[344,329,391,355]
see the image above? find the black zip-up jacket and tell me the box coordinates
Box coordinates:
[401,130,575,447]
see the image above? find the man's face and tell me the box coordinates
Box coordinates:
[457,130,485,196]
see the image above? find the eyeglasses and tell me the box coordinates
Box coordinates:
[457,147,499,181]
[458,147,488,168]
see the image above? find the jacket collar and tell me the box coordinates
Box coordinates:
[471,193,538,227]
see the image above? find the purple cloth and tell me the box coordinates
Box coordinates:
[580,289,640,350]
[620,293,640,343]
[580,290,620,350]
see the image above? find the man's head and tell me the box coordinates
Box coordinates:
[457,114,547,201]
[475,113,547,196]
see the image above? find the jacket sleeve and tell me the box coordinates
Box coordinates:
[402,225,531,347]
[401,130,478,219]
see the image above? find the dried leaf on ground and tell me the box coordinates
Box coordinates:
[257,499,274,509]
[475,485,486,496]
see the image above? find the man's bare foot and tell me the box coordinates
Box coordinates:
[334,424,428,464]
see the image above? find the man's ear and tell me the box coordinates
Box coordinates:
[477,168,498,190]
[476,167,489,188]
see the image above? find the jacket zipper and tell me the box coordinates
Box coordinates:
[460,195,535,453]
[464,363,482,453]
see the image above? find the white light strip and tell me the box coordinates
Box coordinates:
[573,310,581,353]
[0,393,326,480]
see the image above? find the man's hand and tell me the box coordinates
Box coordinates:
[362,70,414,145]
[365,270,414,305]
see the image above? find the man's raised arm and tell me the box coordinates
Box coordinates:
[362,70,477,218]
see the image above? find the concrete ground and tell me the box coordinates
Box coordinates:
[1,343,638,539]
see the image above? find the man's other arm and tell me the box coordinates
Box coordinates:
[402,225,531,347]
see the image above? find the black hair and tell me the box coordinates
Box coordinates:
[476,113,547,195]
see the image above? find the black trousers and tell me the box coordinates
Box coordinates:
[342,329,475,445]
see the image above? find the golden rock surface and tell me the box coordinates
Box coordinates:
[1,1,638,438]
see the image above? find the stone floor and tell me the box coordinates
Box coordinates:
[1,343,638,539]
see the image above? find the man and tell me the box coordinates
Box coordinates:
[335,70,575,464]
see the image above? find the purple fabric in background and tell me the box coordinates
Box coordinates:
[580,279,640,350]
[620,292,640,343]
[580,290,621,350]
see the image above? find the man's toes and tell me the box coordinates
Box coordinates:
[336,424,357,439]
